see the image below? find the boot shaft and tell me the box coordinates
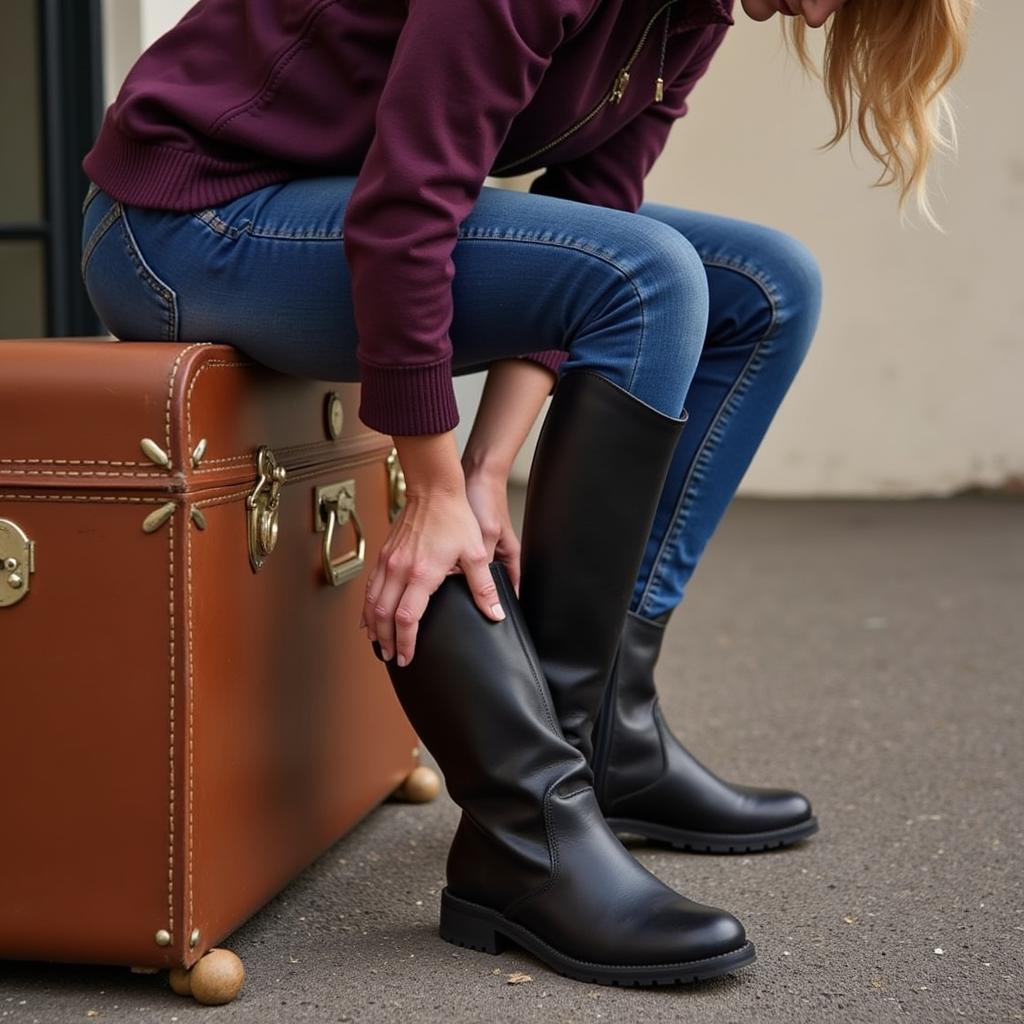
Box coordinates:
[374,562,591,900]
[518,368,688,761]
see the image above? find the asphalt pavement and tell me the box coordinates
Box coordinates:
[2,496,1021,1024]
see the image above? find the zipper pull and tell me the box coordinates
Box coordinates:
[655,5,670,103]
[611,67,630,104]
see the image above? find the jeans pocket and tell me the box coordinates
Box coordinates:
[82,201,180,342]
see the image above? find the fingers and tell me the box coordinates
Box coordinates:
[478,521,499,562]
[493,529,521,598]
[506,552,521,598]
[463,552,505,623]
[361,503,406,640]
[500,537,521,598]
[361,562,384,643]
[365,552,504,668]
[366,550,440,666]
[393,572,435,667]
[372,553,410,664]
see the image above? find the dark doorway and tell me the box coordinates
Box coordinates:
[0,0,104,339]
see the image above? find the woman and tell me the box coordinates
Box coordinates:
[80,0,972,986]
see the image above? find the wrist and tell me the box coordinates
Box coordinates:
[461,447,512,483]
[393,430,466,497]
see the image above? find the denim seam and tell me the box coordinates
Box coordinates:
[120,206,180,342]
[191,208,345,241]
[81,180,101,216]
[635,258,780,615]
[80,202,123,280]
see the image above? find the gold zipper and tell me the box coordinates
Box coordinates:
[491,0,678,176]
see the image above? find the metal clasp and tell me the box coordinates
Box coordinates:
[246,446,287,572]
[314,479,365,587]
[386,447,406,522]
[0,518,35,608]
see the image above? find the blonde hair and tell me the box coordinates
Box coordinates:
[783,0,975,228]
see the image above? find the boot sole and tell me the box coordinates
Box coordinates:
[438,889,756,986]
[605,815,819,854]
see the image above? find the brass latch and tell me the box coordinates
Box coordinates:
[386,447,406,522]
[314,479,365,587]
[0,518,35,608]
[246,446,287,572]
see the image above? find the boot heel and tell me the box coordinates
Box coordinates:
[439,891,506,954]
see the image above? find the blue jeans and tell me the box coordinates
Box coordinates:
[80,176,821,620]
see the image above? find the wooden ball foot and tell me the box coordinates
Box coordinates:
[168,966,192,996]
[168,947,245,1005]
[399,764,441,803]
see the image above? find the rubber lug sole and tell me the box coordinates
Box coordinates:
[605,815,819,854]
[438,889,756,986]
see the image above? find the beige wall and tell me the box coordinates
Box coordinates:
[107,1,1019,496]
[638,4,1020,497]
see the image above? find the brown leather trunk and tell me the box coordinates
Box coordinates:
[0,338,424,971]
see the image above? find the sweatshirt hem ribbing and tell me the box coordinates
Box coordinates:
[81,126,302,212]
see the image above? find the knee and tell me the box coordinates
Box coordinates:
[565,212,709,412]
[636,216,710,309]
[758,227,823,346]
[632,215,710,362]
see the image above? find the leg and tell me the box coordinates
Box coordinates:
[80,175,702,419]
[631,203,823,616]
[591,205,823,852]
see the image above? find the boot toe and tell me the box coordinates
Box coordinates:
[634,896,748,965]
[765,787,813,827]
[734,785,813,831]
[674,902,748,962]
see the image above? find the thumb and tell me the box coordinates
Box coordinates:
[464,557,505,622]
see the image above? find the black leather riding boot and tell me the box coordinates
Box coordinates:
[372,561,755,986]
[592,608,819,853]
[517,368,689,764]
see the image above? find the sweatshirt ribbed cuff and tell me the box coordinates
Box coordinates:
[357,357,460,436]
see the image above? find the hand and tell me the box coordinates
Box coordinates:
[360,483,506,668]
[464,465,521,597]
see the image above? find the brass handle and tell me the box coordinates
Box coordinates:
[386,447,406,522]
[315,480,365,587]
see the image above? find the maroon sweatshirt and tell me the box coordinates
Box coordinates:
[82,0,734,436]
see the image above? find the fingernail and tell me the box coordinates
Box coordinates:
[490,603,505,620]
[397,653,408,667]
[382,647,392,662]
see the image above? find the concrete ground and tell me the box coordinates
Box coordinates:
[2,496,1022,1024]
